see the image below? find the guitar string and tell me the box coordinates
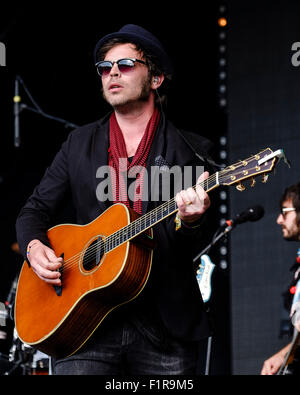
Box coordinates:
[60,161,260,272]
[61,159,269,272]
[60,174,218,272]
[61,150,272,271]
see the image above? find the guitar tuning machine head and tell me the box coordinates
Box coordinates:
[236,182,246,192]
[262,173,269,183]
[250,177,256,188]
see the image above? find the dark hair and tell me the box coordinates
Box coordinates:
[280,182,300,226]
[96,38,172,106]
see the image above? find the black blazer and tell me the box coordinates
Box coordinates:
[16,111,214,341]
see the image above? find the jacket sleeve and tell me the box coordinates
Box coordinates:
[161,149,216,262]
[164,210,209,261]
[16,136,71,258]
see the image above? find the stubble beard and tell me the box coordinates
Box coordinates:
[282,227,300,241]
[102,76,152,110]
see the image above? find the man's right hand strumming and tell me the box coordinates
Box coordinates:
[26,239,63,285]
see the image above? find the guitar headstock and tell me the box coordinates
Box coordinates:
[219,148,288,191]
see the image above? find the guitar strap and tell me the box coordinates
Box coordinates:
[175,128,222,173]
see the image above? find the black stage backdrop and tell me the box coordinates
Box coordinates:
[4,1,299,376]
[0,3,232,374]
[228,0,300,374]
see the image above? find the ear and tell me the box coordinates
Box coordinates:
[151,74,165,90]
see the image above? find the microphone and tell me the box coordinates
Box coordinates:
[226,205,265,228]
[13,77,21,148]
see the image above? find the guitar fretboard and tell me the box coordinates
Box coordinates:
[104,172,220,252]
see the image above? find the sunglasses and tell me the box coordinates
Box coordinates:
[280,207,296,217]
[95,58,147,77]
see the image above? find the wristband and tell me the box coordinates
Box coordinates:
[26,242,38,257]
[26,242,38,267]
[174,213,202,231]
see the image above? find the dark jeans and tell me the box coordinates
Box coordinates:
[53,319,198,375]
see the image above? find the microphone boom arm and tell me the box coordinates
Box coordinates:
[193,224,233,263]
[14,75,79,147]
[20,103,79,129]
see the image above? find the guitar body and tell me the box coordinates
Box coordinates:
[15,203,154,359]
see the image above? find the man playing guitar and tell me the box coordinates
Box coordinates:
[261,183,300,375]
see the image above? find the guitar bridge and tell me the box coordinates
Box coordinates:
[53,253,64,296]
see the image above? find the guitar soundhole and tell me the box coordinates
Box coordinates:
[82,236,104,271]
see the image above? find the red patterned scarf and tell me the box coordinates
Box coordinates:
[108,107,160,214]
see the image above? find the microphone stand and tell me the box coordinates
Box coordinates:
[193,223,233,264]
[14,75,79,147]
[14,78,21,147]
[193,222,234,376]
[19,103,79,129]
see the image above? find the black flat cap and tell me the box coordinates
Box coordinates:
[93,24,173,75]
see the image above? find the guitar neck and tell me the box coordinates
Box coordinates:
[104,146,284,252]
[105,172,220,252]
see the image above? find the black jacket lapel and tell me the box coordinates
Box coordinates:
[92,114,112,214]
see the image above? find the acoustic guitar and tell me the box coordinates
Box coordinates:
[15,148,286,358]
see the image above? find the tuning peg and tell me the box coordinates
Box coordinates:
[250,177,256,188]
[236,182,246,192]
[262,173,269,183]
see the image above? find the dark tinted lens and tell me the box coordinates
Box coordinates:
[97,62,112,76]
[117,59,135,73]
